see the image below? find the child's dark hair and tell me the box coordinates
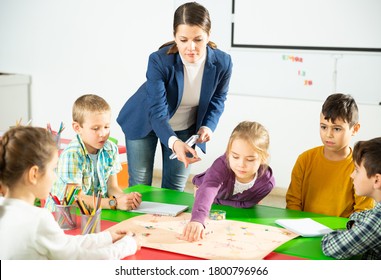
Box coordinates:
[321,93,359,128]
[353,137,381,178]
[160,2,217,53]
[0,126,57,187]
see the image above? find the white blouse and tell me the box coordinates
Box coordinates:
[233,174,258,195]
[0,198,137,260]
[169,53,206,131]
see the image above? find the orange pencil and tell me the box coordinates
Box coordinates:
[78,198,90,215]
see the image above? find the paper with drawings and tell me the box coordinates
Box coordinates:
[110,212,298,260]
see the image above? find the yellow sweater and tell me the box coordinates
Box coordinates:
[286,146,374,218]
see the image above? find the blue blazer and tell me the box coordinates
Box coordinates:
[117,44,233,153]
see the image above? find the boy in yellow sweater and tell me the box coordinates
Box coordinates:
[286,93,374,217]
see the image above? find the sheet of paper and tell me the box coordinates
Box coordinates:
[110,213,298,260]
[275,218,333,237]
[130,201,188,217]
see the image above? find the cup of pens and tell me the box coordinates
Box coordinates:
[53,204,77,230]
[50,184,80,230]
[76,191,102,234]
[81,209,101,234]
[47,122,65,149]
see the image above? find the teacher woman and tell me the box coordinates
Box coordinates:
[117,2,233,191]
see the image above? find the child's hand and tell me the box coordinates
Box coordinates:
[180,221,205,242]
[109,229,131,243]
[128,192,142,210]
[132,234,142,251]
[109,229,142,247]
[117,192,142,211]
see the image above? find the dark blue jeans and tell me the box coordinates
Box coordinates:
[125,126,195,191]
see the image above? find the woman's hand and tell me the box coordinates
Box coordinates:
[197,127,213,143]
[180,221,205,242]
[173,140,201,168]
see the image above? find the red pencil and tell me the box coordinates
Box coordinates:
[49,192,61,205]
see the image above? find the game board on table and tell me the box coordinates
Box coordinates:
[110,212,299,260]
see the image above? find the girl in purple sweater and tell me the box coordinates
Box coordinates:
[181,121,275,242]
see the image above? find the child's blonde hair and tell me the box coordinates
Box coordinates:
[72,94,111,126]
[226,121,270,166]
[0,126,57,188]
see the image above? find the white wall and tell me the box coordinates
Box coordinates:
[1,0,380,189]
[0,0,174,133]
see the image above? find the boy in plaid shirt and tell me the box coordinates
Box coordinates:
[321,137,381,259]
[46,94,141,212]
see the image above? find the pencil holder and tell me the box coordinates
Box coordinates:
[81,209,101,234]
[54,205,77,230]
[52,131,61,149]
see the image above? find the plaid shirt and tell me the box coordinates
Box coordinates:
[45,134,121,211]
[321,202,381,259]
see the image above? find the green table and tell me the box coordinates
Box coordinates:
[101,185,348,260]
